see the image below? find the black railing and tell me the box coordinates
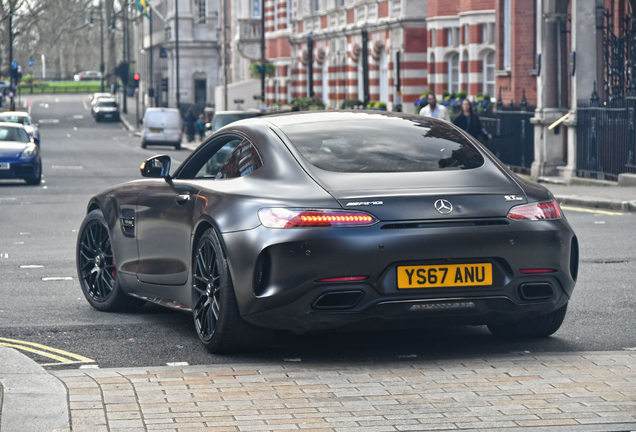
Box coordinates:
[576,97,636,180]
[480,107,535,173]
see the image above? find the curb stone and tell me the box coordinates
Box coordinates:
[554,195,636,212]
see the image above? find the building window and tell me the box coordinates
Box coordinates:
[463,24,469,45]
[311,0,319,13]
[447,29,452,47]
[322,56,329,106]
[195,79,207,103]
[484,50,495,97]
[251,0,261,18]
[448,53,459,94]
[431,29,436,48]
[429,53,436,91]
[195,0,206,24]
[274,81,279,102]
[336,0,344,6]
[274,0,278,29]
[379,49,389,103]
[286,80,292,103]
[503,0,511,69]
[165,26,171,40]
[287,0,294,25]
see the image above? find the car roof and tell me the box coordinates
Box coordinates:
[0,121,26,129]
[0,111,29,117]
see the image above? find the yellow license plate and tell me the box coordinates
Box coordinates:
[397,263,492,289]
[149,128,163,133]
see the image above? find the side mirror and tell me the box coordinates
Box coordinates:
[140,155,171,179]
[32,136,40,146]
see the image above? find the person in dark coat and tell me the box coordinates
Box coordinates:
[185,108,197,142]
[453,99,492,141]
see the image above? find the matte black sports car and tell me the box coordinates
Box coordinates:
[76,111,578,353]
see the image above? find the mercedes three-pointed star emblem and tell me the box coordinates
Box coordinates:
[434,199,453,214]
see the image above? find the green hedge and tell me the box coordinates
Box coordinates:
[17,81,103,94]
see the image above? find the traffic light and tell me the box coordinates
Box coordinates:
[133,73,140,88]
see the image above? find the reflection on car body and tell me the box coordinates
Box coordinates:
[76,111,578,354]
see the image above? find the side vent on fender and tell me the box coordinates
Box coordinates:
[120,207,136,238]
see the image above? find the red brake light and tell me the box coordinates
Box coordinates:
[507,200,562,221]
[317,276,368,283]
[258,208,378,228]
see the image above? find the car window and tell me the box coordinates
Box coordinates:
[215,140,263,179]
[212,113,259,132]
[176,135,243,179]
[98,101,117,108]
[0,116,29,125]
[279,117,484,172]
[0,127,30,142]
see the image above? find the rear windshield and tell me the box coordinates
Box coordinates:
[0,127,30,143]
[212,113,259,132]
[279,117,485,173]
[98,101,117,108]
[0,116,30,125]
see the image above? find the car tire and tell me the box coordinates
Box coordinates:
[175,142,181,150]
[192,228,269,353]
[25,164,41,186]
[141,140,147,149]
[487,303,568,339]
[76,209,145,312]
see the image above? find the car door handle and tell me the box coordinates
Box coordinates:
[175,193,190,205]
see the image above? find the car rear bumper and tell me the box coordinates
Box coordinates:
[222,218,578,333]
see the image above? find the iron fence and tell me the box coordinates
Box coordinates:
[480,109,535,173]
[576,97,636,180]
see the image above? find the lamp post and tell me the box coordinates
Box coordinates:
[89,1,105,92]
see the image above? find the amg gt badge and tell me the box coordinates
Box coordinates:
[346,201,383,206]
[434,199,453,214]
[504,195,524,201]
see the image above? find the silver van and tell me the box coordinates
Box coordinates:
[141,108,183,150]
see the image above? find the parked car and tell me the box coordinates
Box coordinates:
[91,98,120,122]
[0,80,11,96]
[141,108,183,150]
[207,110,266,134]
[0,122,41,185]
[91,92,113,106]
[76,111,578,353]
[0,112,40,143]
[74,71,102,81]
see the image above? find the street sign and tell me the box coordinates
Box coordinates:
[11,61,18,70]
[28,59,34,67]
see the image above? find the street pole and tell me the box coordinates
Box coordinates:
[149,4,153,107]
[175,0,180,110]
[122,2,128,113]
[221,0,228,110]
[9,11,15,110]
[260,0,266,109]
[100,1,105,92]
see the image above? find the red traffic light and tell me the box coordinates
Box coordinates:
[133,73,140,81]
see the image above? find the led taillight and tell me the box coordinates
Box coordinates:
[317,276,368,283]
[519,269,556,274]
[507,200,562,221]
[258,208,378,228]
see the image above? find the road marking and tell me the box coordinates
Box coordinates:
[560,205,624,216]
[80,364,100,369]
[72,115,84,120]
[166,362,189,367]
[39,119,59,124]
[55,98,59,103]
[20,232,29,235]
[21,265,43,268]
[0,337,95,366]
[83,100,89,111]
[594,221,606,224]
[0,253,8,258]
[14,242,24,245]
[51,165,83,170]
[42,277,73,281]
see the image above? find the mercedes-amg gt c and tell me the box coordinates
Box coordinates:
[76,111,578,353]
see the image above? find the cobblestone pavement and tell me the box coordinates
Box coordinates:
[52,351,636,432]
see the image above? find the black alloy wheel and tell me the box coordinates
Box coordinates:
[192,228,267,353]
[25,163,41,185]
[76,210,144,311]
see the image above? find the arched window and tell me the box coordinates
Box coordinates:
[483,50,495,98]
[448,53,459,94]
[322,56,329,107]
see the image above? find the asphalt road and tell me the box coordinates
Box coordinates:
[1,94,635,370]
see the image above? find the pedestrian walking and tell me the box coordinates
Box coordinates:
[196,114,206,141]
[453,99,492,141]
[185,108,197,142]
[419,93,450,122]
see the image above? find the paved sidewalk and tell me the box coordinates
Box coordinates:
[45,351,636,432]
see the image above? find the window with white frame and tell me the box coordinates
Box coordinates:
[484,50,495,97]
[312,0,319,13]
[503,0,511,69]
[273,0,278,29]
[336,0,344,7]
[286,80,292,103]
[431,29,436,48]
[287,0,293,25]
[447,29,452,47]
[251,0,261,18]
[481,23,487,43]
[448,53,459,94]
[463,24,469,45]
[195,0,206,24]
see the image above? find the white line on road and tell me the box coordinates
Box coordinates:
[21,265,43,268]
[51,165,83,170]
[20,232,29,235]
[166,362,189,367]
[83,100,88,111]
[14,242,24,245]
[0,253,8,259]
[42,277,73,281]
[594,221,606,224]
[39,119,59,124]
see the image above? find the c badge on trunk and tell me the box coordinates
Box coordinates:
[434,199,453,214]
